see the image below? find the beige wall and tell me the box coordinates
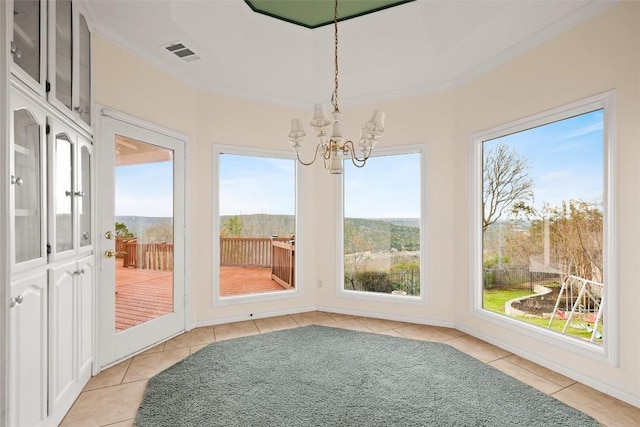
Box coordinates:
[453,2,640,404]
[93,1,639,406]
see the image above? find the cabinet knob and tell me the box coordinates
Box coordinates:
[10,175,23,186]
[74,191,85,197]
[10,41,22,59]
[65,190,72,196]
[75,268,86,276]
[9,295,23,308]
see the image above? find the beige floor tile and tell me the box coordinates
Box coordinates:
[190,344,208,354]
[254,315,299,333]
[552,383,640,427]
[376,329,406,338]
[83,359,132,391]
[331,318,374,333]
[104,419,135,427]
[122,347,191,383]
[291,311,338,327]
[395,324,459,342]
[213,320,260,341]
[60,380,147,427]
[503,354,575,387]
[138,342,165,355]
[357,317,407,332]
[446,335,512,362]
[489,358,565,394]
[324,312,361,322]
[163,326,215,350]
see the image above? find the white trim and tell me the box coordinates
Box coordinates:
[1,1,11,423]
[336,144,428,303]
[211,144,303,307]
[192,305,318,328]
[316,305,455,329]
[468,90,617,365]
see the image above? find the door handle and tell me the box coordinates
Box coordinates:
[105,250,127,258]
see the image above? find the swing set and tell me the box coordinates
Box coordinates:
[548,275,603,342]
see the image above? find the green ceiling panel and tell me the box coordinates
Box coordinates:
[245,0,415,29]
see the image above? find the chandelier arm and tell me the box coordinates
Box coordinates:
[295,143,324,166]
[343,141,368,168]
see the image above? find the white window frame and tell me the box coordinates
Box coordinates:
[469,91,617,365]
[212,144,302,306]
[336,144,428,305]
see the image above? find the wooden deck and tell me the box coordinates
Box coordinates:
[115,260,289,331]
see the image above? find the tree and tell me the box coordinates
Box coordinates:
[115,222,134,238]
[221,216,242,237]
[483,143,535,233]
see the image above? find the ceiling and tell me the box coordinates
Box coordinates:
[83,0,615,108]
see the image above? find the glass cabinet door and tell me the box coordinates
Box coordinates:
[78,14,91,127]
[78,142,92,248]
[13,108,44,265]
[12,0,43,85]
[54,133,74,253]
[54,0,73,110]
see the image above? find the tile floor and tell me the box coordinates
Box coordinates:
[60,311,640,427]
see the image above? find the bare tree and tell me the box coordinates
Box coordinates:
[483,143,535,232]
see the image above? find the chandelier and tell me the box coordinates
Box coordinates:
[287,0,385,174]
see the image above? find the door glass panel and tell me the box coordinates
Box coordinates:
[55,0,73,109]
[78,14,91,126]
[114,135,174,332]
[13,109,42,263]
[13,0,41,83]
[79,145,92,247]
[55,133,73,252]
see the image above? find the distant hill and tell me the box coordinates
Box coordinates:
[345,217,420,252]
[374,218,420,228]
[116,216,173,243]
[220,214,295,238]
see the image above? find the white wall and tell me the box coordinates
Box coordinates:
[93,1,639,406]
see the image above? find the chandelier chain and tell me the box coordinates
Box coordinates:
[332,0,339,112]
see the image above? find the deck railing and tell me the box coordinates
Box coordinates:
[271,240,295,288]
[115,236,294,287]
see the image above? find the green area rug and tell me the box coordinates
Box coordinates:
[136,325,598,426]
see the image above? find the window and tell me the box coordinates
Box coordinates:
[214,147,297,300]
[341,147,424,298]
[472,92,615,356]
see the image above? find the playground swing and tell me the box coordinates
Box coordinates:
[548,275,603,342]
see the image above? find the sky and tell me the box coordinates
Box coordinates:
[116,161,174,217]
[484,109,603,214]
[115,109,602,220]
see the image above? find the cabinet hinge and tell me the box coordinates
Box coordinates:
[46,124,51,134]
[46,81,51,93]
[46,244,52,255]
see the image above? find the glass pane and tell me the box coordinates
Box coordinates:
[13,0,41,83]
[218,154,295,297]
[55,133,73,253]
[343,153,421,296]
[13,109,42,263]
[79,145,92,247]
[78,14,91,126]
[55,0,72,109]
[114,135,174,332]
[481,110,604,345]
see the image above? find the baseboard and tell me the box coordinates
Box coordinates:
[191,305,318,328]
[455,323,640,409]
[315,305,456,329]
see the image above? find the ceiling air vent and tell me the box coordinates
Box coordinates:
[162,42,201,63]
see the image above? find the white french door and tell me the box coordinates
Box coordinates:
[98,111,185,367]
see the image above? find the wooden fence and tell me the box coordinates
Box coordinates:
[271,240,295,288]
[118,238,174,271]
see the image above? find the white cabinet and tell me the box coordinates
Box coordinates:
[48,255,94,418]
[47,118,94,261]
[10,0,93,130]
[8,272,48,427]
[11,0,47,96]
[9,88,48,274]
[47,0,93,131]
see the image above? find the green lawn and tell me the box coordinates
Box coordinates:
[483,289,534,314]
[482,288,602,344]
